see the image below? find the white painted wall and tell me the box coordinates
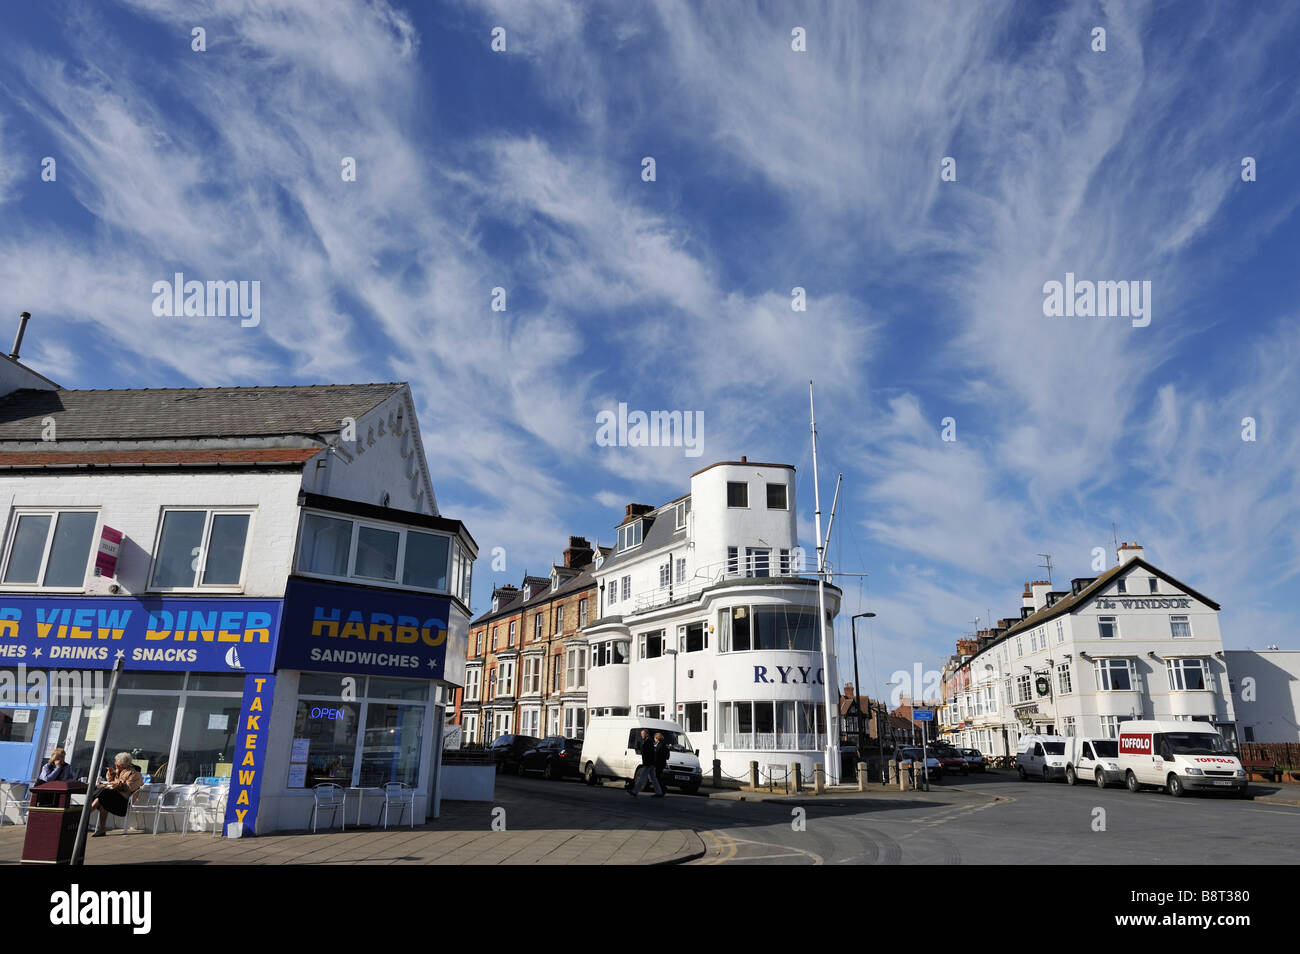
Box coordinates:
[1226,650,1300,743]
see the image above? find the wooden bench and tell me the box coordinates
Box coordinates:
[1241,758,1279,782]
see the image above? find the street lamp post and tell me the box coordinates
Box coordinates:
[851,612,876,779]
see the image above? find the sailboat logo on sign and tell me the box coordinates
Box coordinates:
[225,647,243,670]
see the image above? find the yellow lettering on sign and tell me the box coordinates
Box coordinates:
[370,622,393,642]
[312,618,339,638]
[245,628,270,643]
[217,629,241,642]
[422,627,447,647]
[145,627,170,641]
[253,677,266,693]
[241,751,255,766]
[395,625,418,644]
[69,626,92,640]
[249,696,263,712]
[239,769,256,785]
[236,790,250,806]
[0,620,17,639]
[186,628,215,642]
[340,620,366,640]
[37,623,53,639]
[244,733,258,750]
[246,715,260,731]
[234,808,247,823]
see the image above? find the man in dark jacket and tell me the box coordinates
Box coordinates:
[629,729,663,797]
[652,732,670,798]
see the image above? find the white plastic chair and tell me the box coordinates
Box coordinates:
[123,783,167,834]
[152,785,195,835]
[0,782,29,826]
[380,782,415,829]
[311,783,345,833]
[191,786,228,837]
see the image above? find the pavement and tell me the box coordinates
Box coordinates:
[0,789,705,866]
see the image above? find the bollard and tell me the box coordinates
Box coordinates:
[814,764,825,795]
[857,761,867,792]
[788,762,797,795]
[896,760,906,791]
[793,762,803,792]
[712,759,722,788]
[749,760,759,788]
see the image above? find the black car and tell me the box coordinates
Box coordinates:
[516,736,584,780]
[489,734,540,773]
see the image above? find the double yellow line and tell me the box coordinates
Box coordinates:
[700,829,738,864]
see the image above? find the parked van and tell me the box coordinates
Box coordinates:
[579,716,704,794]
[1117,720,1247,797]
[1015,735,1069,781]
[1064,737,1123,788]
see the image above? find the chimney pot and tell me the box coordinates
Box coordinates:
[10,312,32,360]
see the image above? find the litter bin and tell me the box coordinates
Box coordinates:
[21,781,87,865]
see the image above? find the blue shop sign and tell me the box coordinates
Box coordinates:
[278,579,450,678]
[0,596,282,672]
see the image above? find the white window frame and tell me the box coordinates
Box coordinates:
[617,520,643,552]
[556,605,565,635]
[464,668,481,702]
[674,498,690,530]
[295,508,460,597]
[1167,656,1210,692]
[621,576,630,601]
[1055,620,1064,643]
[659,563,671,588]
[509,620,517,647]
[1096,658,1135,692]
[578,598,588,628]
[565,646,587,690]
[1,507,101,592]
[1098,616,1119,639]
[534,613,543,641]
[497,660,515,697]
[1170,615,1193,639]
[150,507,255,592]
[675,557,686,584]
[1056,663,1072,694]
[726,482,749,508]
[522,656,541,695]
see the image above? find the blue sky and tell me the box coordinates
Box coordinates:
[3,1,1299,701]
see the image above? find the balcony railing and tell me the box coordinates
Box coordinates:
[626,557,832,614]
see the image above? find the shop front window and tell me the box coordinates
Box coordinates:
[294,699,360,787]
[175,695,244,783]
[0,707,38,743]
[73,689,181,782]
[359,702,424,787]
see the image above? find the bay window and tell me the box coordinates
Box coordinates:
[1167,657,1209,691]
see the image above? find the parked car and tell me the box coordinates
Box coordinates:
[958,748,986,772]
[516,736,584,780]
[1016,735,1069,781]
[1064,737,1123,787]
[1117,720,1247,797]
[579,716,703,793]
[896,746,943,782]
[489,734,540,774]
[932,747,969,776]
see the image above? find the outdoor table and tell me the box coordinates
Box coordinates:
[345,787,382,828]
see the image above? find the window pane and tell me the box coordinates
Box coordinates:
[357,702,425,787]
[298,673,350,698]
[175,696,243,783]
[4,514,51,584]
[294,700,359,787]
[202,513,249,585]
[766,483,787,509]
[727,482,748,507]
[72,697,179,784]
[354,526,399,580]
[367,678,429,702]
[403,531,449,590]
[300,513,352,576]
[187,673,247,693]
[0,708,38,743]
[118,672,185,692]
[154,510,207,587]
[43,511,97,587]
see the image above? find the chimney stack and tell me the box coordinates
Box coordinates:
[1030,581,1052,612]
[10,312,31,360]
[563,535,594,569]
[1117,541,1145,565]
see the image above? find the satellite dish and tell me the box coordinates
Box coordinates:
[225,647,244,670]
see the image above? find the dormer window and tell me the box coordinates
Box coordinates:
[674,498,691,530]
[617,520,643,552]
[1116,578,1127,595]
[551,571,559,592]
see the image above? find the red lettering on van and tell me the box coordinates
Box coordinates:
[1119,735,1151,754]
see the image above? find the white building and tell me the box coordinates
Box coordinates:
[0,336,475,833]
[1225,650,1300,744]
[583,457,842,779]
[939,543,1239,756]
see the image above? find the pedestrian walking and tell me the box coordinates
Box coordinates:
[652,731,670,798]
[629,728,663,797]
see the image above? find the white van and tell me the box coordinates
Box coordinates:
[1064,737,1123,788]
[1015,735,1069,781]
[579,716,704,794]
[1117,720,1247,797]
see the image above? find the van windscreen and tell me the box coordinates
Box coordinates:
[1043,742,1066,755]
[1092,740,1118,758]
[1166,732,1226,756]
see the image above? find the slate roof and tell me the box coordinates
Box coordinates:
[0,384,403,441]
[594,509,687,573]
[471,564,599,627]
[0,448,320,469]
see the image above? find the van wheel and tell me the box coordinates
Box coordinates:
[583,762,598,786]
[1095,769,1106,789]
[1167,774,1185,798]
[683,779,701,795]
[1041,766,1050,783]
[1017,766,1027,781]
[1065,766,1076,786]
[1126,770,1141,793]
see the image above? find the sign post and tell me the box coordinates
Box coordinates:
[913,708,934,791]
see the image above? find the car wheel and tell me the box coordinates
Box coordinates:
[1066,765,1076,786]
[1236,785,1250,799]
[1167,774,1184,798]
[1095,768,1106,789]
[514,761,525,776]
[1017,765,1027,781]
[583,762,598,785]
[543,761,557,781]
[1126,770,1141,793]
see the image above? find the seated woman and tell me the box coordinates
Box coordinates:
[89,752,144,836]
[33,748,76,807]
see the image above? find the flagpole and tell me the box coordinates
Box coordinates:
[810,381,840,782]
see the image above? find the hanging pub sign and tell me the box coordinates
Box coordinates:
[94,526,123,578]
